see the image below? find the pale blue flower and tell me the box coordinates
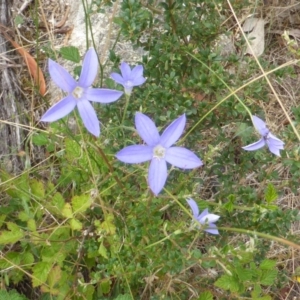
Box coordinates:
[187,198,219,235]
[111,62,146,95]
[116,113,203,195]
[242,116,284,156]
[41,48,123,137]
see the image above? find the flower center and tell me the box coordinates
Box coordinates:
[153,145,166,159]
[125,80,133,88]
[72,86,84,99]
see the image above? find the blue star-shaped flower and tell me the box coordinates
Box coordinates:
[187,198,220,235]
[116,113,203,195]
[111,62,146,95]
[242,116,284,156]
[41,48,123,136]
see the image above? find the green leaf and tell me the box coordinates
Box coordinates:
[264,183,277,203]
[30,179,45,199]
[0,223,24,245]
[198,291,213,300]
[214,274,240,293]
[0,289,29,300]
[31,133,49,146]
[255,296,272,300]
[27,219,37,232]
[100,279,111,294]
[0,252,21,269]
[100,214,116,235]
[60,46,80,63]
[113,294,132,300]
[260,269,278,285]
[69,218,83,231]
[32,262,52,287]
[251,283,262,298]
[62,203,73,218]
[71,194,92,214]
[236,266,254,281]
[18,211,30,221]
[48,265,62,288]
[0,215,6,227]
[98,241,109,259]
[260,259,276,270]
[21,252,34,265]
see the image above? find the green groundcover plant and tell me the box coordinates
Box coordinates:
[1,1,300,300]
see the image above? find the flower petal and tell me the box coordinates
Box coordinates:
[85,88,123,103]
[160,114,186,148]
[131,76,146,86]
[198,208,209,221]
[111,73,126,85]
[165,147,203,169]
[78,48,98,88]
[186,198,199,219]
[131,65,144,79]
[148,158,168,195]
[199,213,220,224]
[267,136,284,156]
[268,133,284,147]
[120,62,131,79]
[204,224,219,235]
[135,113,160,146]
[116,145,153,163]
[268,146,281,157]
[252,116,269,136]
[242,138,266,151]
[48,59,77,92]
[41,95,77,122]
[77,99,100,136]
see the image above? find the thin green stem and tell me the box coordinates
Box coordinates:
[81,0,89,49]
[122,94,131,125]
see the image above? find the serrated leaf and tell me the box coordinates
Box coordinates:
[256,296,272,300]
[114,294,132,300]
[0,223,24,245]
[69,218,82,231]
[21,252,34,265]
[264,183,277,203]
[214,274,240,292]
[71,194,92,214]
[214,274,232,290]
[31,133,49,146]
[251,283,262,298]
[32,262,52,287]
[100,279,111,294]
[0,215,6,227]
[18,211,30,221]
[260,259,276,270]
[260,269,278,285]
[101,218,116,235]
[27,219,36,232]
[30,179,45,199]
[0,252,21,269]
[62,203,73,218]
[4,174,30,202]
[40,285,60,296]
[98,241,108,259]
[60,46,80,63]
[236,266,254,281]
[52,192,65,210]
[0,289,29,300]
[48,265,62,288]
[198,291,213,300]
